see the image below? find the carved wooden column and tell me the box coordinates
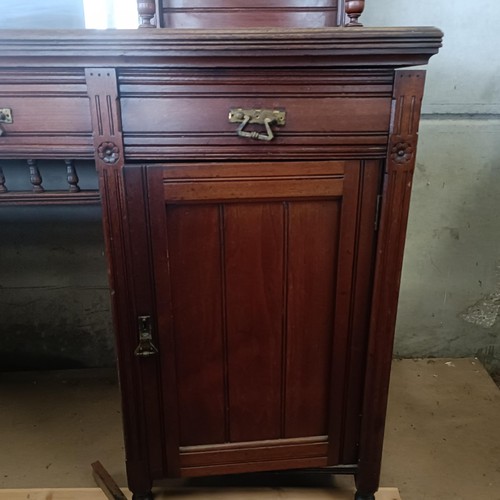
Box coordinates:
[65,159,81,193]
[355,70,426,500]
[345,0,365,27]
[28,159,44,193]
[85,69,158,500]
[137,0,156,28]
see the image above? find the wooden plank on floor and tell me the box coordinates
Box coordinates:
[0,487,401,499]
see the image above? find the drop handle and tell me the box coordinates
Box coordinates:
[229,108,286,142]
[0,108,13,137]
[134,316,159,357]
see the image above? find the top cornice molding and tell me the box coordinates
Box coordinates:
[0,27,443,68]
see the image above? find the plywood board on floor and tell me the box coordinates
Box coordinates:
[0,487,401,500]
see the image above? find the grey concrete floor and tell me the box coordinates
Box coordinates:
[0,359,499,500]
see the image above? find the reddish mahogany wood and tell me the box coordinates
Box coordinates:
[355,70,427,497]
[0,70,93,159]
[158,0,340,29]
[341,159,383,464]
[224,202,285,442]
[284,201,339,438]
[0,26,442,500]
[166,204,227,446]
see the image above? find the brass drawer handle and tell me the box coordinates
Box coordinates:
[229,108,286,142]
[0,108,13,137]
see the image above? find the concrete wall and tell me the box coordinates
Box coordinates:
[0,162,115,370]
[364,1,500,373]
[1,0,499,373]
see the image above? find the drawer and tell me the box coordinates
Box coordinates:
[0,70,93,159]
[119,69,394,161]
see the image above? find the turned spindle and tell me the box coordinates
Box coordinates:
[65,159,81,193]
[137,0,156,28]
[345,0,365,27]
[0,166,7,193]
[28,159,44,193]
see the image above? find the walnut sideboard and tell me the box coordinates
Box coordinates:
[0,25,442,500]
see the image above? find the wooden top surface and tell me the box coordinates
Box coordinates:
[0,27,442,68]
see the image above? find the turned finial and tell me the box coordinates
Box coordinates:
[28,159,44,193]
[345,0,365,27]
[137,0,156,28]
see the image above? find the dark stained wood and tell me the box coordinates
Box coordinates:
[166,204,227,446]
[158,0,339,29]
[0,69,93,159]
[345,0,365,27]
[0,29,443,70]
[86,70,154,496]
[180,456,329,478]
[179,436,328,468]
[355,70,427,497]
[224,202,285,442]
[284,200,340,438]
[0,24,442,500]
[341,159,383,464]
[28,159,44,193]
[65,159,81,193]
[0,190,100,205]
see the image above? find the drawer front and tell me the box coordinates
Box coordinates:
[0,70,93,159]
[119,69,394,160]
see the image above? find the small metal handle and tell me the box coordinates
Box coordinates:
[0,108,12,137]
[134,316,158,357]
[229,108,286,142]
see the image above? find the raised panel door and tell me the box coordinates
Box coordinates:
[137,159,382,477]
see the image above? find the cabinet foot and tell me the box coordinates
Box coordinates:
[132,492,154,500]
[355,492,375,500]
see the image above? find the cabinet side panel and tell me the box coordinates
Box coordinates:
[166,205,227,446]
[225,203,284,442]
[341,160,383,463]
[285,201,341,438]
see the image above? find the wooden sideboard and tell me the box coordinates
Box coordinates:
[0,14,442,500]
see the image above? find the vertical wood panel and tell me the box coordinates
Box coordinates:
[225,203,284,442]
[166,205,226,446]
[341,160,382,463]
[285,201,341,438]
[328,160,362,464]
[356,71,427,496]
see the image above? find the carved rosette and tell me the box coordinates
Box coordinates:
[98,141,120,164]
[390,140,414,164]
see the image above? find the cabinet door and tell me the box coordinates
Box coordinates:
[142,160,381,477]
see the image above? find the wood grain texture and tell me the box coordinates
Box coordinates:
[0,29,443,70]
[284,201,340,438]
[0,70,93,158]
[0,25,442,499]
[159,0,339,29]
[154,160,351,467]
[166,205,227,446]
[225,203,285,442]
[355,70,427,496]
